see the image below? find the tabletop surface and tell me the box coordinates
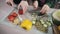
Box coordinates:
[0,0,59,34]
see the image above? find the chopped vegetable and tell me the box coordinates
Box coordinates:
[11,12,18,17]
[35,21,47,32]
[8,15,15,21]
[13,18,20,25]
[43,24,48,27]
[46,22,51,26]
[35,14,52,32]
[32,20,36,24]
[8,12,18,22]
[40,20,45,24]
[20,19,32,30]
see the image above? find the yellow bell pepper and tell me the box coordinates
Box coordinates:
[20,19,32,30]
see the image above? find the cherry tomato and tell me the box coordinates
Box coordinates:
[11,12,18,17]
[18,9,23,15]
[8,15,15,21]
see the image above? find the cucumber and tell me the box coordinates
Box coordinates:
[43,24,48,27]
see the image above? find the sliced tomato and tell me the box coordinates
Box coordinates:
[11,12,18,17]
[8,15,15,21]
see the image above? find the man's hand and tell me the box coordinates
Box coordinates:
[40,4,50,14]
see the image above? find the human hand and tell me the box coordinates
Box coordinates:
[6,0,14,6]
[33,1,38,9]
[18,1,29,13]
[40,4,50,14]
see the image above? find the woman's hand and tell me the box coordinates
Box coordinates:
[33,1,38,9]
[40,4,50,14]
[18,1,29,13]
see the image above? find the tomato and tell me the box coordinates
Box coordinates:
[8,15,15,21]
[11,12,18,17]
[18,9,23,15]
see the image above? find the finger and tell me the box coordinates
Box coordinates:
[6,0,11,6]
[41,8,47,14]
[40,5,46,14]
[42,6,50,14]
[18,1,29,13]
[40,9,46,14]
[40,4,50,14]
[23,6,27,13]
[7,2,12,6]
[10,0,14,6]
[6,0,14,6]
[42,5,50,13]
[22,4,28,13]
[18,1,28,9]
[40,5,46,12]
[33,1,38,8]
[18,3,21,9]
[46,5,50,11]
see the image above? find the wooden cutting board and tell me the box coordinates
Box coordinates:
[53,25,60,34]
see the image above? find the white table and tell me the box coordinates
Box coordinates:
[0,0,58,34]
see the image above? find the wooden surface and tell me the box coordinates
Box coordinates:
[53,25,60,34]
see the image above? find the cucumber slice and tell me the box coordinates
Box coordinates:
[32,20,36,24]
[43,24,48,27]
[46,22,51,26]
[40,20,45,24]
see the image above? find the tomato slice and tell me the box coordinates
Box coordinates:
[8,15,15,21]
[11,12,18,17]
